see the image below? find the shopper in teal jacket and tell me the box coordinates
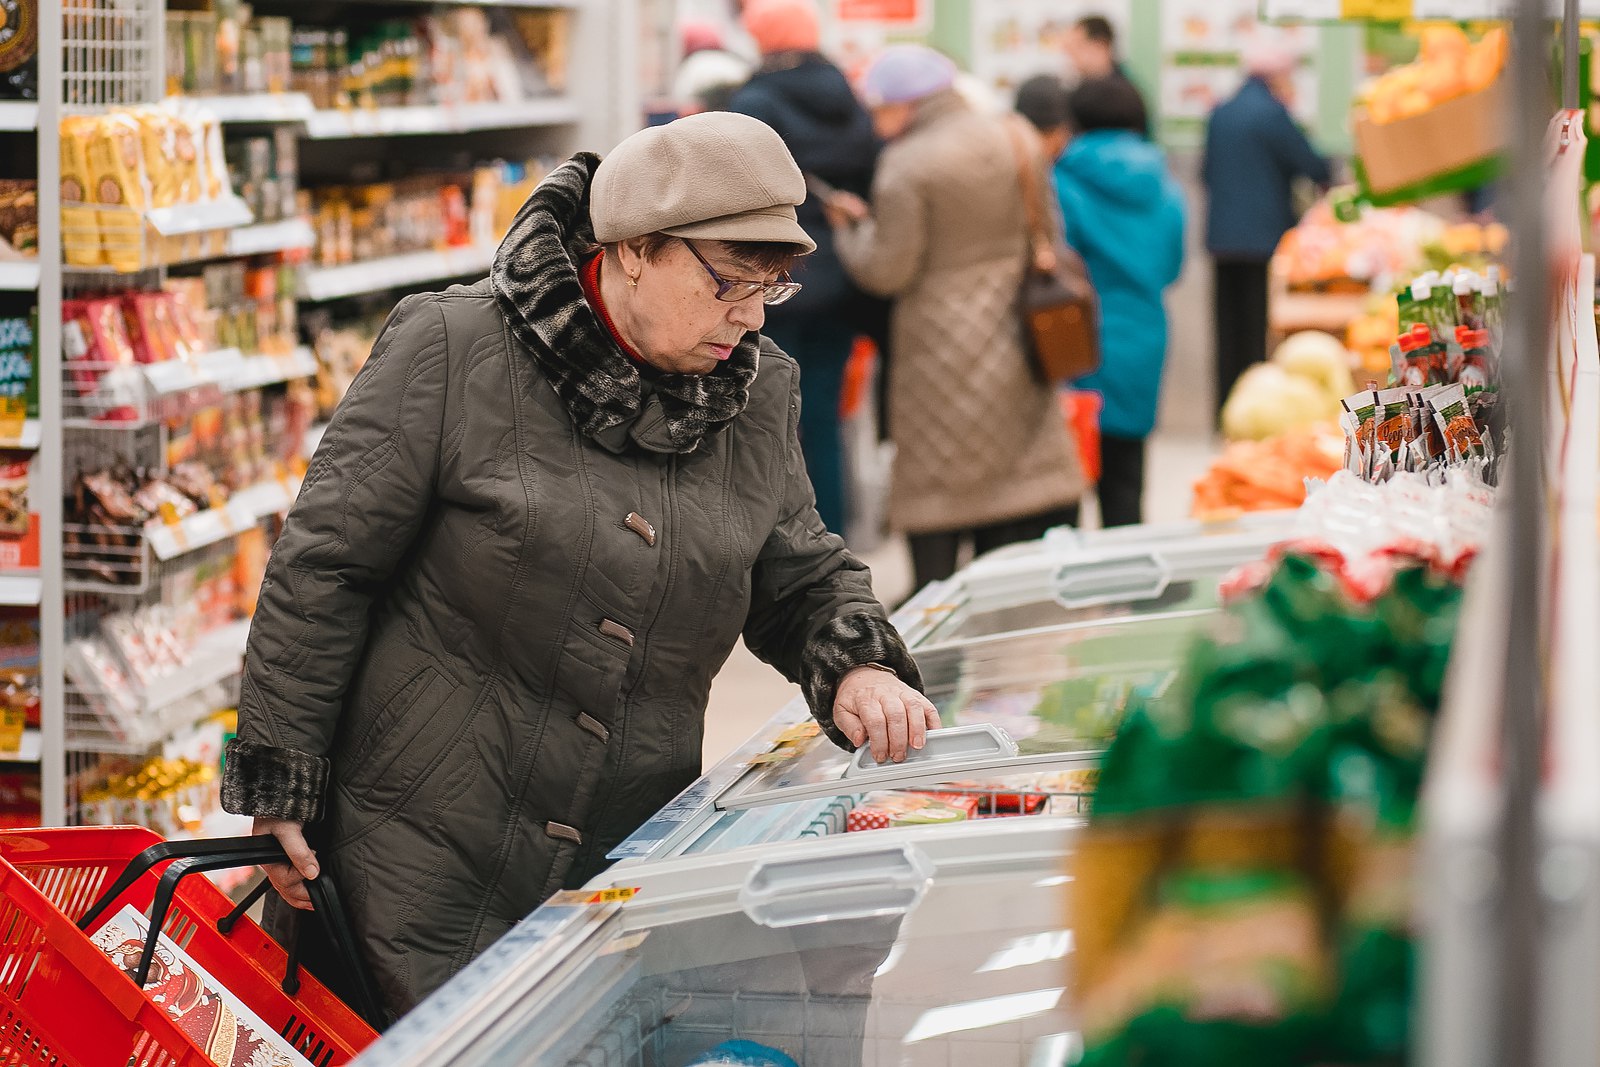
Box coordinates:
[1054,77,1186,526]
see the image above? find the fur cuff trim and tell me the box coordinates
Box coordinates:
[801,612,925,751]
[221,739,329,822]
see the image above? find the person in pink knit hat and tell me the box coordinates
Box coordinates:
[742,0,822,56]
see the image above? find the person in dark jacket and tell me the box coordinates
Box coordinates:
[221,112,939,1020]
[1202,39,1331,421]
[1055,78,1186,527]
[729,0,880,535]
[1063,15,1149,140]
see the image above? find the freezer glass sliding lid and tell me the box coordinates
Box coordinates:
[366,820,1078,1067]
[907,525,1282,648]
[717,611,1201,810]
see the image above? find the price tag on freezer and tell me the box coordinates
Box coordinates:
[547,886,639,906]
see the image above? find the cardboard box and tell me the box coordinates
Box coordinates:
[1353,76,1507,198]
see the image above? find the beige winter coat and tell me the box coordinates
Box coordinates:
[834,89,1085,535]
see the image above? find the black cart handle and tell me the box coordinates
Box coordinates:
[76,834,387,1029]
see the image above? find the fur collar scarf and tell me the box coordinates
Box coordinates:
[491,154,760,455]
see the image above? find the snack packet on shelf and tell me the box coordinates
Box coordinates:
[1428,385,1486,462]
[85,113,149,272]
[59,115,103,267]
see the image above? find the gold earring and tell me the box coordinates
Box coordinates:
[627,275,638,287]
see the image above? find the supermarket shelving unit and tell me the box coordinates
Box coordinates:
[32,0,638,827]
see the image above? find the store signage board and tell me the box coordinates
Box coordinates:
[969,0,1132,96]
[1167,1,1320,144]
[836,0,924,22]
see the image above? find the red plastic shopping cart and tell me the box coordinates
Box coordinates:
[0,826,381,1067]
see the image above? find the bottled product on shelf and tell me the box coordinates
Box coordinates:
[224,127,299,228]
[165,5,570,113]
[306,157,547,272]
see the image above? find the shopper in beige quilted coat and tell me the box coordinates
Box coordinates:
[828,45,1085,590]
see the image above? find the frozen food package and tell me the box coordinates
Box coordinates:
[90,905,302,1067]
[846,791,971,832]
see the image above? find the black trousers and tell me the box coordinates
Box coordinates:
[908,504,1080,593]
[1212,258,1271,422]
[1097,433,1146,528]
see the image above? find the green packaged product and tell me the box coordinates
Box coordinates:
[1075,555,1465,1067]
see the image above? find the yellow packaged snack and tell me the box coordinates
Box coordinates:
[59,115,103,267]
[196,113,227,201]
[86,112,149,271]
[133,107,179,209]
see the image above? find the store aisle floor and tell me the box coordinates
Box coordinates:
[701,431,1224,765]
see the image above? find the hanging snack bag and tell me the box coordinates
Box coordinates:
[132,107,180,209]
[86,113,150,271]
[63,299,143,422]
[1340,392,1380,480]
[1373,387,1413,459]
[59,115,103,266]
[1429,385,1486,463]
[123,291,191,364]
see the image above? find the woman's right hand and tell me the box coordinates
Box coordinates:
[254,817,319,911]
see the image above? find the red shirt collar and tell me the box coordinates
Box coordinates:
[580,252,646,366]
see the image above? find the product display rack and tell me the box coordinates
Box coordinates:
[26,0,637,831]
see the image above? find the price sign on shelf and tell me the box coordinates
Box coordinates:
[546,886,639,906]
[1339,0,1412,16]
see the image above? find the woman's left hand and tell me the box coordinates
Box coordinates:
[833,667,942,764]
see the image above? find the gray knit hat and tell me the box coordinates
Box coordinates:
[590,112,816,253]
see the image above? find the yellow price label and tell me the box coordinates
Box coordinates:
[589,887,638,904]
[1342,0,1412,18]
[548,886,639,906]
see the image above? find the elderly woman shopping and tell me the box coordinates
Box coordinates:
[220,112,940,1020]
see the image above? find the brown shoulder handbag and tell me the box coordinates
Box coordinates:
[1003,117,1101,384]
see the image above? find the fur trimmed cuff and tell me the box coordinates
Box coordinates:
[221,739,329,822]
[801,612,926,751]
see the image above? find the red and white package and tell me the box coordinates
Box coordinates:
[90,905,301,1067]
[846,792,973,832]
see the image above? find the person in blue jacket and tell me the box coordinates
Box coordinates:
[1054,76,1186,528]
[1202,40,1331,422]
[729,0,881,536]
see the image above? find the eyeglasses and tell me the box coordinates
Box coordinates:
[682,239,803,306]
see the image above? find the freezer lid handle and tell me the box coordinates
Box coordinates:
[844,723,1019,777]
[739,844,934,928]
[1051,552,1171,609]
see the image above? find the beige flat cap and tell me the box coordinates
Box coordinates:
[591,112,817,253]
